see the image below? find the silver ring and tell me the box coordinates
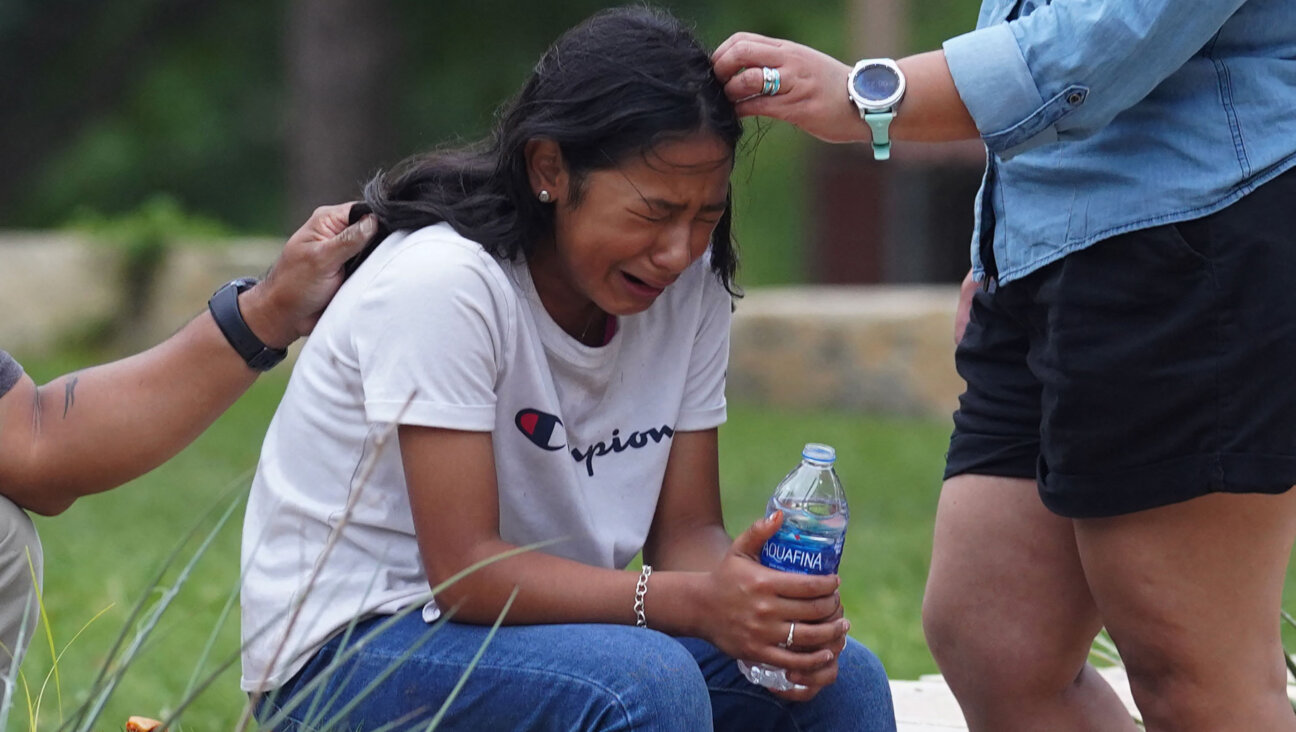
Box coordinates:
[761,66,781,96]
[784,621,796,648]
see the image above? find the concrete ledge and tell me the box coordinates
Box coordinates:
[895,668,1296,730]
[140,239,282,346]
[731,286,963,418]
[894,668,1140,730]
[0,233,123,355]
[0,232,282,355]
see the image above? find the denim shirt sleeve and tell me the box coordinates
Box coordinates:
[943,0,1249,159]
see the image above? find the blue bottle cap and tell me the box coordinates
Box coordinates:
[802,443,836,464]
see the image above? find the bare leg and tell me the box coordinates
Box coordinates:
[1075,489,1296,732]
[923,475,1137,732]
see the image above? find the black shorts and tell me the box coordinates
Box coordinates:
[945,167,1296,518]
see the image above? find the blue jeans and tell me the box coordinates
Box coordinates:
[256,613,896,731]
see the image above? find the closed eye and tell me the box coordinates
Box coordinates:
[632,210,671,223]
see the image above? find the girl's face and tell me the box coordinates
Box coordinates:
[528,133,733,332]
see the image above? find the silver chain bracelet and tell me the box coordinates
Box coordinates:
[634,565,653,628]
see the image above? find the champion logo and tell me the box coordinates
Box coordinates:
[513,408,675,477]
[515,408,566,451]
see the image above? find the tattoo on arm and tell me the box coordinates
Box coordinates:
[62,376,79,419]
[31,385,42,436]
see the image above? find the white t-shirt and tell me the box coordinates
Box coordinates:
[240,223,732,691]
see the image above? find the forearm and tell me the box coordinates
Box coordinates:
[891,50,978,143]
[644,523,732,573]
[12,310,257,507]
[429,538,708,636]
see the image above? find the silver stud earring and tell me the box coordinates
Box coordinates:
[538,190,552,203]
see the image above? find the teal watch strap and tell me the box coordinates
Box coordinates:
[864,111,895,161]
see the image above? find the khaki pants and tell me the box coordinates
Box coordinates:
[0,496,41,676]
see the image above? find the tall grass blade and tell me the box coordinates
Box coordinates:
[156,604,297,729]
[254,540,552,731]
[0,554,37,732]
[19,671,32,732]
[300,551,395,726]
[179,555,243,703]
[66,484,246,732]
[422,587,519,731]
[251,601,436,731]
[367,706,435,732]
[32,604,114,730]
[309,609,454,730]
[161,479,296,727]
[423,540,559,598]
[27,551,62,727]
[60,473,251,731]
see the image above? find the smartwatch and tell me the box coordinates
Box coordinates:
[847,58,907,161]
[208,278,287,372]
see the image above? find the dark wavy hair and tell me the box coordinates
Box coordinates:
[347,5,743,294]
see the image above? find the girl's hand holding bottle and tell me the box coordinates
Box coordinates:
[693,512,850,701]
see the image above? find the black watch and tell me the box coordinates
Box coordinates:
[208,278,288,372]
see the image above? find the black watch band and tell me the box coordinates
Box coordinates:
[208,278,288,372]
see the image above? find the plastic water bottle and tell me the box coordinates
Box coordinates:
[737,443,849,692]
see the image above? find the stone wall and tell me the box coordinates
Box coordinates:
[140,239,288,347]
[0,233,124,354]
[0,233,285,354]
[730,286,962,419]
[1,234,964,417]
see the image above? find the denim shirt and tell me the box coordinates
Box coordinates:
[942,0,1296,284]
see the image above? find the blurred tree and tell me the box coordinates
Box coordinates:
[0,0,223,223]
[285,0,396,224]
[2,0,286,230]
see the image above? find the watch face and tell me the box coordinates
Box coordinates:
[852,65,900,103]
